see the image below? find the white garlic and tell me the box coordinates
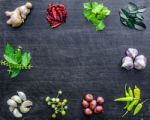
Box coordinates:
[13,108,22,118]
[126,48,138,58]
[134,55,147,70]
[7,99,17,107]
[21,100,33,107]
[121,56,134,70]
[20,106,31,113]
[9,106,15,112]
[17,91,27,101]
[11,95,22,104]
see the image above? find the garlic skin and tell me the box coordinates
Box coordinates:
[121,56,134,70]
[17,91,27,101]
[134,55,147,70]
[126,48,138,58]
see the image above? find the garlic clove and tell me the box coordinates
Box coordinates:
[21,100,33,107]
[20,106,31,113]
[17,91,27,101]
[7,99,17,107]
[121,56,134,70]
[11,95,22,104]
[126,48,138,58]
[9,106,15,113]
[134,55,147,70]
[13,108,23,118]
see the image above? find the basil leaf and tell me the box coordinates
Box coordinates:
[4,54,17,64]
[119,9,129,20]
[127,19,135,28]
[83,2,92,10]
[96,21,105,31]
[5,43,14,57]
[136,13,144,20]
[120,18,128,26]
[21,52,31,67]
[134,22,146,30]
[10,69,21,78]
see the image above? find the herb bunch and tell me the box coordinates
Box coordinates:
[119,2,146,30]
[114,84,148,117]
[0,44,32,78]
[83,1,111,31]
[45,90,68,119]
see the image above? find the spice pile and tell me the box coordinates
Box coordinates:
[114,84,148,117]
[121,48,147,70]
[46,4,67,28]
[45,90,68,119]
[82,93,104,116]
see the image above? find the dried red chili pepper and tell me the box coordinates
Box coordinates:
[46,3,67,28]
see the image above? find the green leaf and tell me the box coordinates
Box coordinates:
[126,19,135,28]
[136,13,144,20]
[92,3,103,14]
[120,18,128,26]
[15,48,22,63]
[4,54,17,64]
[134,22,146,30]
[83,10,92,20]
[137,6,146,13]
[5,43,14,57]
[127,2,138,12]
[101,7,111,16]
[83,2,92,10]
[119,9,129,20]
[21,52,31,67]
[10,69,21,78]
[96,20,105,31]
[91,2,99,8]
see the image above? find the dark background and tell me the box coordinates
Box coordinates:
[0,0,150,120]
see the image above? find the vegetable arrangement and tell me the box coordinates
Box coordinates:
[5,2,32,28]
[119,2,146,30]
[0,44,32,78]
[122,48,147,70]
[7,91,33,118]
[82,93,104,116]
[46,4,67,28]
[114,84,148,117]
[83,1,111,31]
[45,90,68,119]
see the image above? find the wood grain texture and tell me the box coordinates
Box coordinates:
[0,0,150,120]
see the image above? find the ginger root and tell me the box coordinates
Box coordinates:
[5,2,32,28]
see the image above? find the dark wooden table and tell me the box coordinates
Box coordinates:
[0,0,150,120]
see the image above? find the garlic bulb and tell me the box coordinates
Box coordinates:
[121,56,134,70]
[134,55,147,70]
[126,48,138,58]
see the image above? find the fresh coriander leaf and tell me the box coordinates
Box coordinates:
[4,54,17,64]
[91,2,99,8]
[101,7,111,16]
[10,69,21,78]
[5,43,14,57]
[83,2,92,10]
[96,20,105,31]
[21,52,31,67]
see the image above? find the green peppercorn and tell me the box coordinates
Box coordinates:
[52,114,56,118]
[61,110,66,116]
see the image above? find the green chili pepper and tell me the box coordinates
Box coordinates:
[127,100,137,111]
[124,84,130,109]
[128,86,133,97]
[133,99,149,116]
[114,97,133,102]
[133,85,141,105]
